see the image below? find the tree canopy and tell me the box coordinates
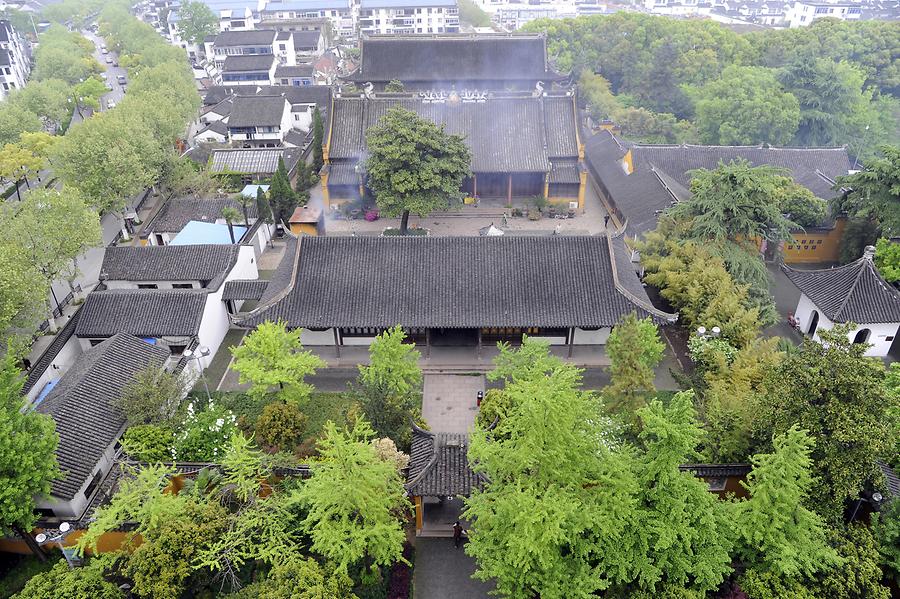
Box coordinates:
[365,106,471,234]
[175,1,218,45]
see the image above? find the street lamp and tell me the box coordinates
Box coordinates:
[183,345,212,401]
[35,522,81,568]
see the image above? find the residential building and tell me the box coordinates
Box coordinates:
[784,0,862,25]
[259,0,355,41]
[195,119,230,143]
[641,0,713,17]
[583,130,852,263]
[343,33,564,91]
[228,94,293,146]
[358,0,460,36]
[322,91,585,208]
[34,334,171,520]
[290,29,326,57]
[235,234,676,352]
[494,4,577,30]
[206,29,296,83]
[782,245,900,357]
[275,63,315,85]
[221,53,279,84]
[0,19,30,100]
[219,6,257,30]
[77,243,259,359]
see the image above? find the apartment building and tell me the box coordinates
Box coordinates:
[784,0,861,26]
[259,0,355,40]
[358,0,459,35]
[0,19,30,100]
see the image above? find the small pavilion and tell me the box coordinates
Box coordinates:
[782,245,900,357]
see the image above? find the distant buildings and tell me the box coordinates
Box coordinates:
[357,0,460,35]
[0,19,31,101]
[783,0,862,26]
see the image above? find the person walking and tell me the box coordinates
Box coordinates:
[453,521,464,548]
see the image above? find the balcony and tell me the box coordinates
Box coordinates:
[229,130,284,142]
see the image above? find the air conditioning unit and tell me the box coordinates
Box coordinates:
[569,201,578,211]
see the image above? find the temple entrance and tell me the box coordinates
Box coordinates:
[430,328,479,346]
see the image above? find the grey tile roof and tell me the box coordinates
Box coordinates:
[223,54,276,72]
[348,34,561,83]
[222,279,268,301]
[236,234,675,329]
[214,29,278,46]
[329,94,579,174]
[326,161,359,185]
[584,130,852,238]
[275,64,314,78]
[76,290,208,338]
[781,253,900,324]
[292,30,321,50]
[144,197,258,233]
[200,120,229,137]
[36,334,170,500]
[210,148,301,175]
[549,158,580,184]
[406,427,486,497]
[203,85,331,109]
[228,95,288,128]
[584,131,674,237]
[101,245,240,283]
[631,143,850,200]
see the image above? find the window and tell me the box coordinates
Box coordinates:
[169,344,187,355]
[706,477,727,491]
[89,339,104,347]
[84,470,103,498]
[138,283,158,289]
[172,283,193,289]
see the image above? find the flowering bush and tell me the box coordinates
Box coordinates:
[173,398,238,462]
[365,209,379,221]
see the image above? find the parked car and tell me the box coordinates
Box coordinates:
[105,57,112,64]
[117,74,127,85]
[107,101,116,109]
[113,61,119,67]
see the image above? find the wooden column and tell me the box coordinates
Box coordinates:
[476,328,482,359]
[415,496,424,534]
[473,175,477,199]
[543,173,550,200]
[332,328,341,358]
[426,328,431,359]
[507,174,512,204]
[567,327,574,358]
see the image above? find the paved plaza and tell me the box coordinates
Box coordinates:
[422,374,484,433]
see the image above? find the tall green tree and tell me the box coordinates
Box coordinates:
[175,1,218,45]
[356,326,422,448]
[231,321,325,404]
[834,145,900,236]
[631,392,733,592]
[292,419,409,574]
[686,65,800,145]
[604,313,664,415]
[874,237,900,283]
[222,206,241,244]
[0,353,60,543]
[268,157,296,225]
[312,107,324,172]
[9,79,71,130]
[733,426,838,580]
[113,366,187,425]
[365,106,471,234]
[872,496,900,585]
[0,103,42,147]
[12,557,123,599]
[464,338,640,598]
[758,324,898,523]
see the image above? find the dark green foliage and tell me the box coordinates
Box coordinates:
[255,187,273,224]
[810,525,891,599]
[758,325,898,524]
[835,146,900,237]
[873,497,900,584]
[11,558,123,599]
[839,218,880,264]
[268,157,297,225]
[365,106,471,234]
[254,400,308,452]
[312,107,324,172]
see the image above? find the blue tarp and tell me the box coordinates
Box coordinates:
[34,378,59,407]
[170,220,248,246]
[141,337,157,345]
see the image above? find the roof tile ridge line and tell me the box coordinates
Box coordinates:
[814,168,837,186]
[605,233,678,323]
[648,163,680,203]
[609,131,627,154]
[233,233,303,325]
[404,425,439,490]
[834,256,871,320]
[538,95,550,166]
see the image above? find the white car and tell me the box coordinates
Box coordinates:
[101,48,108,54]
[106,101,116,109]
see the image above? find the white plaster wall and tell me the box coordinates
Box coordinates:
[342,336,378,346]
[794,293,899,357]
[25,336,84,404]
[300,328,335,346]
[531,335,568,345]
[198,246,259,363]
[573,327,611,345]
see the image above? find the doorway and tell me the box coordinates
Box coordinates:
[808,310,820,337]
[853,328,871,345]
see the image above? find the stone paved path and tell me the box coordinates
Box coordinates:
[422,374,484,433]
[414,538,494,599]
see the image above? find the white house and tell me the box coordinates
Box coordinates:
[782,246,900,357]
[76,243,259,365]
[259,0,355,41]
[784,0,861,26]
[358,0,460,35]
[34,334,171,520]
[0,19,30,100]
[221,54,279,85]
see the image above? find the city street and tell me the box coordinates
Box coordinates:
[83,30,127,111]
